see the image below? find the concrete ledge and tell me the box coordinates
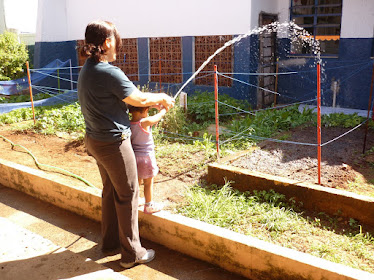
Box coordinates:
[0,158,373,280]
[207,163,374,227]
[0,158,102,222]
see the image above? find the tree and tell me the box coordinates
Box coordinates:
[0,31,29,81]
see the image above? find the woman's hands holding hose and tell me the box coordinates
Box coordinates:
[159,93,175,111]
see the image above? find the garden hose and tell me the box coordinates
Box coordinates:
[0,135,97,189]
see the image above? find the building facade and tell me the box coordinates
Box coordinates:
[35,0,374,110]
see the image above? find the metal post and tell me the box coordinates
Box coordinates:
[69,59,73,90]
[159,56,162,92]
[26,61,36,125]
[214,65,220,160]
[317,62,322,185]
[57,60,60,93]
[274,58,279,107]
[363,62,374,153]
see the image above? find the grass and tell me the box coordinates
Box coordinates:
[155,137,215,178]
[177,182,374,273]
[346,176,374,198]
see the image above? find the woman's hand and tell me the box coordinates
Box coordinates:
[124,89,175,110]
[160,93,175,111]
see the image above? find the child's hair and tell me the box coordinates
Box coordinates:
[127,104,149,114]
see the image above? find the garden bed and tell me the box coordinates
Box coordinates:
[1,118,374,274]
[0,122,373,209]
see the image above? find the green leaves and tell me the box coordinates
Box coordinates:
[321,112,364,128]
[0,32,29,81]
[187,91,250,122]
[0,102,85,135]
[34,103,85,134]
[0,93,53,103]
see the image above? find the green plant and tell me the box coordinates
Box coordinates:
[193,133,216,159]
[0,31,29,81]
[178,183,374,273]
[0,93,53,103]
[187,91,249,122]
[34,102,85,134]
[220,104,315,148]
[321,113,364,128]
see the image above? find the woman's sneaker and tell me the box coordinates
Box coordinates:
[120,249,155,269]
[144,201,163,214]
[138,197,146,207]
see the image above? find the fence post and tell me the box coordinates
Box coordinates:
[57,60,60,93]
[159,56,162,92]
[26,61,36,125]
[214,65,220,160]
[69,59,73,90]
[363,62,374,153]
[274,57,279,107]
[317,62,322,185]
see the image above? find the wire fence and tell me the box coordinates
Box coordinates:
[1,59,373,154]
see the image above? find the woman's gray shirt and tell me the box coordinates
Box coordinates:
[78,57,137,142]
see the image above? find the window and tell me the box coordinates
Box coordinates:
[194,36,233,87]
[76,39,139,81]
[149,37,182,84]
[112,39,139,81]
[290,0,342,55]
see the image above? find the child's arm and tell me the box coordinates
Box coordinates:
[140,108,167,130]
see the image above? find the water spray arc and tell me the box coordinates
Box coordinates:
[174,21,321,100]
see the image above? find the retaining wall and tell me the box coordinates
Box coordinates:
[0,158,373,280]
[207,162,374,227]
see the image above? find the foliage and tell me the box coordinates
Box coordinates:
[321,112,365,128]
[223,105,315,148]
[157,104,187,134]
[187,90,250,122]
[0,107,34,124]
[178,182,374,272]
[1,91,372,155]
[0,102,85,135]
[0,93,53,103]
[34,102,85,134]
[0,31,29,81]
[192,133,216,159]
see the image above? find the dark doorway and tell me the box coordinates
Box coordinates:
[257,12,278,108]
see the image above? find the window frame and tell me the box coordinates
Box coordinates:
[289,0,343,56]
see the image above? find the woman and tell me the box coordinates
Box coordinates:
[77,20,174,269]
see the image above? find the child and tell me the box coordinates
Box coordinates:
[128,104,166,214]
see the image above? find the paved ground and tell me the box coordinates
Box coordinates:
[0,184,249,280]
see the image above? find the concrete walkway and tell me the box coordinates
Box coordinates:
[0,184,249,280]
[298,104,371,117]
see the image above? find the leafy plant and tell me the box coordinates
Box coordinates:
[0,31,29,81]
[321,113,364,128]
[0,93,53,103]
[187,90,250,122]
[34,102,85,134]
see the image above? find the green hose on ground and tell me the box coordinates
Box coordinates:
[0,134,97,189]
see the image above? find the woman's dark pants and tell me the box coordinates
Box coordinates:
[85,135,147,263]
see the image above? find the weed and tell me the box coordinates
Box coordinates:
[178,183,374,273]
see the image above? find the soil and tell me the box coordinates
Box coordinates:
[232,125,374,197]
[0,124,374,206]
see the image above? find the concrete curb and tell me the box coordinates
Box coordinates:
[207,162,374,227]
[0,158,373,280]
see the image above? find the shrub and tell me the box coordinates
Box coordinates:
[0,32,29,81]
[187,91,250,122]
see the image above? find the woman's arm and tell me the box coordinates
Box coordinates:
[123,88,174,111]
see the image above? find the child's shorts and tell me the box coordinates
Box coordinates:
[135,154,159,179]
